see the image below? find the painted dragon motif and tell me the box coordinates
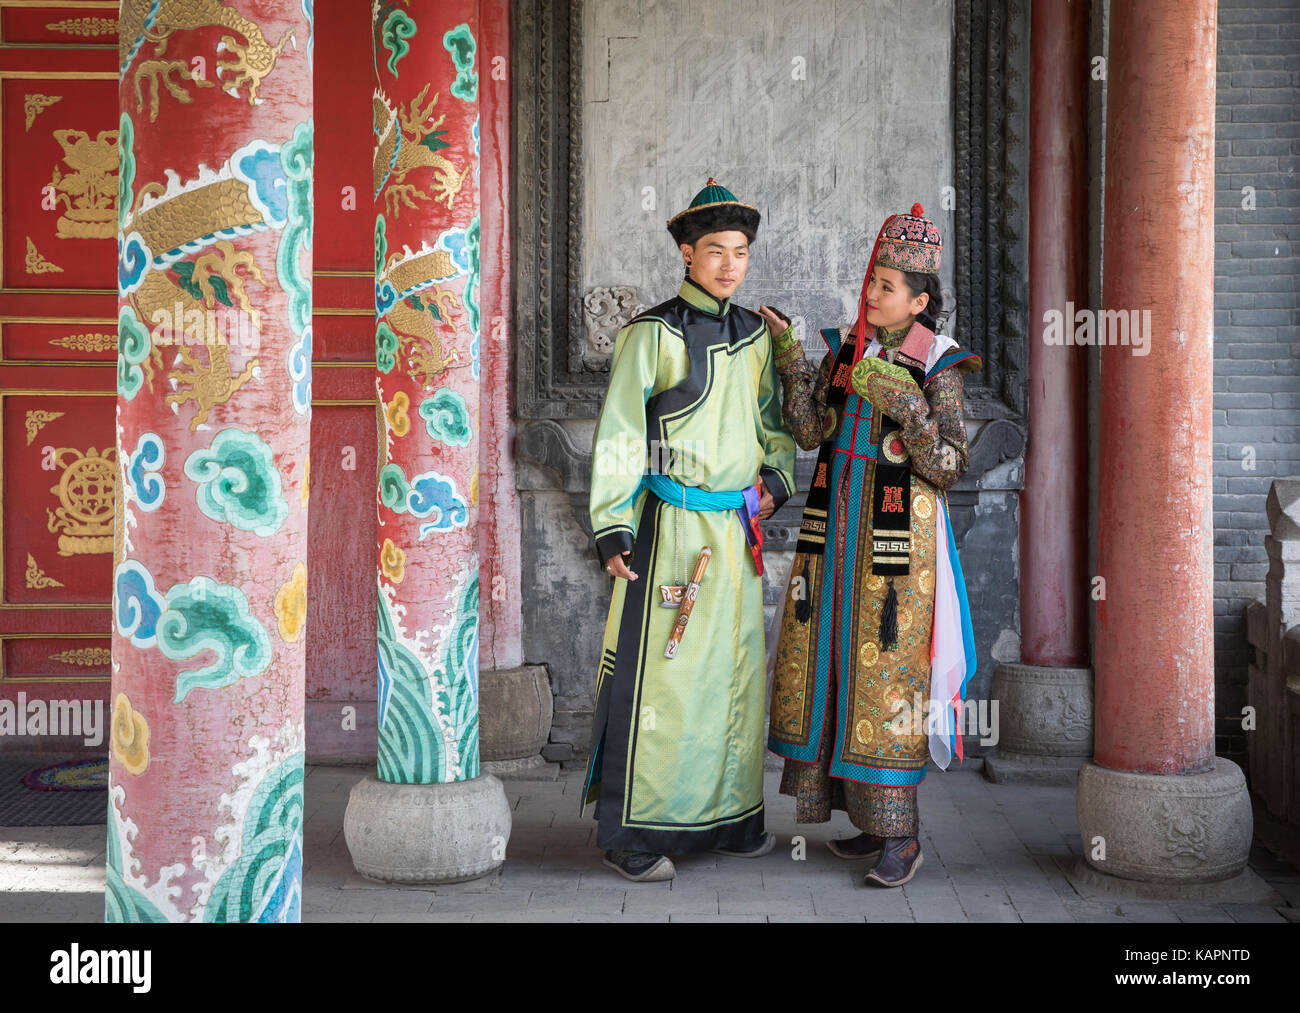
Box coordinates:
[121,0,294,118]
[119,131,289,428]
[372,84,471,218]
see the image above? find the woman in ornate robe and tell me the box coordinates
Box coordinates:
[760,204,979,887]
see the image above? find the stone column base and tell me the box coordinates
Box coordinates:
[984,749,1087,786]
[1075,758,1253,885]
[479,664,554,769]
[343,774,512,884]
[483,753,558,780]
[981,663,1093,785]
[1061,856,1281,904]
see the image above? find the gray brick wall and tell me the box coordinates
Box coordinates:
[1213,0,1300,766]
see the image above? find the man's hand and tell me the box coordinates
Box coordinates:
[604,552,638,580]
[757,479,775,521]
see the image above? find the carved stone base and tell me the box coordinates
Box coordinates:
[992,662,1094,755]
[479,664,554,762]
[1062,856,1280,904]
[483,754,559,780]
[1075,759,1253,885]
[981,663,1093,785]
[343,774,512,884]
[984,749,1087,786]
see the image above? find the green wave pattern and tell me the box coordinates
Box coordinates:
[377,589,443,782]
[205,753,304,923]
[104,791,168,923]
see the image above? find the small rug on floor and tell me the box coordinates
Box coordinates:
[23,758,107,792]
[0,761,108,827]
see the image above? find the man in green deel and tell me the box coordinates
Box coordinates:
[581,179,797,882]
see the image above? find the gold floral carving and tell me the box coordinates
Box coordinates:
[48,647,112,666]
[25,553,64,589]
[25,237,63,274]
[24,94,62,131]
[49,333,116,353]
[50,129,119,239]
[25,410,64,446]
[45,18,117,38]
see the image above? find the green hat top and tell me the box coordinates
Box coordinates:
[688,178,741,209]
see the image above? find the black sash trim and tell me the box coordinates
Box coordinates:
[789,328,930,642]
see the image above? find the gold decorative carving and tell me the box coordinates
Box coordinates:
[45,18,118,38]
[48,647,111,666]
[48,333,116,353]
[46,447,117,555]
[167,344,260,430]
[124,1,294,111]
[25,554,64,589]
[25,237,64,274]
[25,410,64,445]
[24,93,62,131]
[50,129,119,239]
[133,58,215,123]
[373,85,472,217]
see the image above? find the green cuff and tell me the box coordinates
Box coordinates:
[772,325,804,372]
[771,322,799,357]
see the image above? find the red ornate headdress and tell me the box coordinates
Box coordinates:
[849,203,943,363]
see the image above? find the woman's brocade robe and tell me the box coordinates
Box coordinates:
[768,323,980,801]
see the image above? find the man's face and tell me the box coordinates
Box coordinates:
[681,231,750,301]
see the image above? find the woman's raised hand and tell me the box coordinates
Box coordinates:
[758,305,791,338]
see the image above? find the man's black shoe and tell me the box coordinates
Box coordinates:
[711,831,777,858]
[603,849,675,882]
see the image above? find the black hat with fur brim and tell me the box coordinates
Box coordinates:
[666,177,761,245]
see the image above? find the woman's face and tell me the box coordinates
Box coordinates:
[864,265,927,331]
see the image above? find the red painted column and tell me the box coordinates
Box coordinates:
[1023,0,1090,667]
[348,1,510,884]
[111,1,312,921]
[477,0,522,668]
[372,0,483,784]
[1094,0,1217,774]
